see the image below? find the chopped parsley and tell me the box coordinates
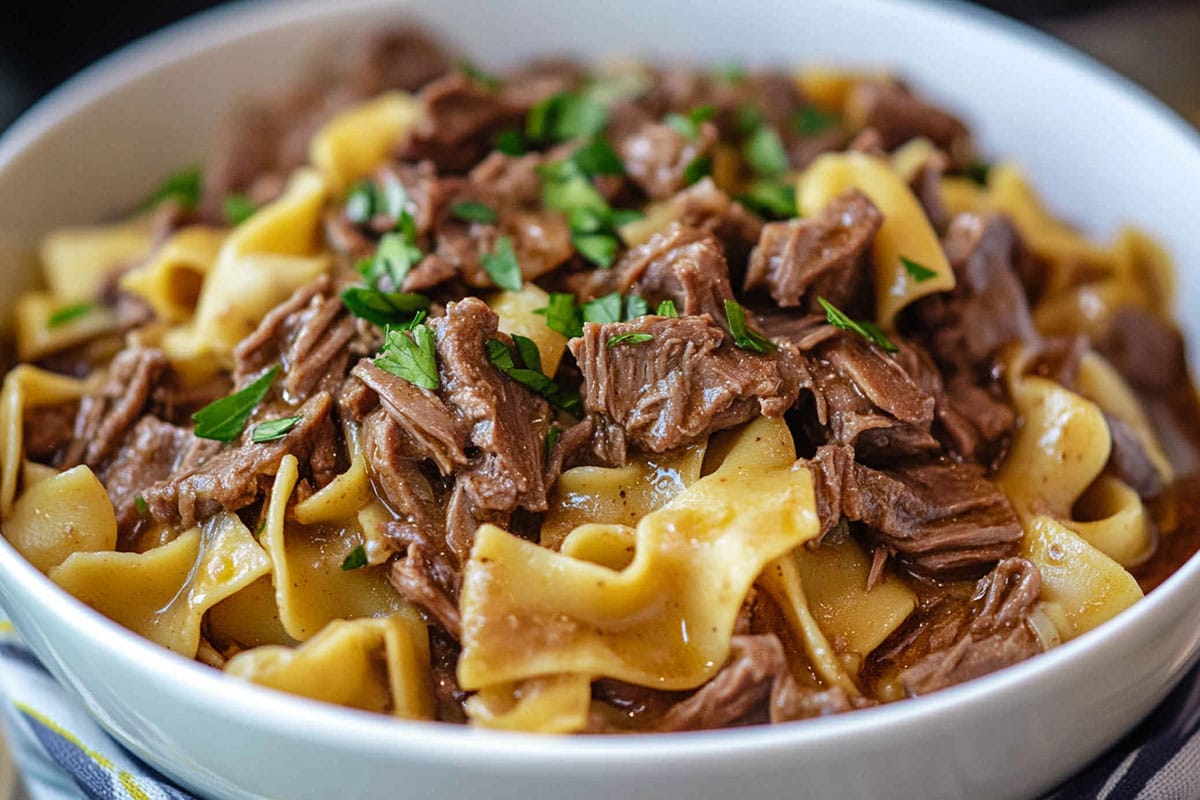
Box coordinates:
[375,324,440,390]
[512,334,543,373]
[545,424,561,460]
[526,91,609,143]
[581,292,623,324]
[46,302,95,328]
[222,194,257,226]
[743,124,789,178]
[538,146,635,268]
[339,287,430,327]
[572,233,619,268]
[485,338,581,413]
[535,292,584,338]
[682,155,713,186]
[817,296,899,353]
[966,159,991,187]
[494,129,526,155]
[192,366,279,442]
[740,179,798,219]
[346,175,410,225]
[143,165,202,211]
[723,300,776,354]
[901,256,937,283]
[735,105,765,135]
[457,59,501,92]
[450,201,498,224]
[624,295,649,319]
[134,495,149,517]
[664,105,715,140]
[251,415,303,444]
[340,545,368,571]
[481,235,523,291]
[358,217,423,290]
[793,106,841,138]
[656,299,678,318]
[570,137,625,177]
[606,332,654,348]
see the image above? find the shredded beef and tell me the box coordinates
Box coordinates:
[610,223,735,319]
[21,401,78,465]
[1105,414,1166,498]
[617,117,717,200]
[1098,306,1189,395]
[397,73,524,172]
[360,408,444,530]
[386,529,462,639]
[744,188,882,313]
[671,178,764,269]
[845,81,972,167]
[62,346,168,469]
[570,315,800,454]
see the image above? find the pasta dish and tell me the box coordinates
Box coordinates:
[3,27,1197,733]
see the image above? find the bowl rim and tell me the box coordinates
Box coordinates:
[1,0,1199,769]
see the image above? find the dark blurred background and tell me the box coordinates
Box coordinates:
[0,0,1197,129]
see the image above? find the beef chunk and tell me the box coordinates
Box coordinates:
[62,346,168,468]
[397,72,524,172]
[22,401,78,465]
[142,392,333,527]
[611,223,735,319]
[617,117,717,200]
[901,558,1044,695]
[360,408,444,530]
[234,277,372,402]
[385,522,462,639]
[910,148,950,232]
[570,315,800,454]
[1098,306,1189,395]
[341,27,453,98]
[671,178,764,270]
[845,81,972,167]
[1105,414,1166,497]
[744,188,882,312]
[803,444,1022,574]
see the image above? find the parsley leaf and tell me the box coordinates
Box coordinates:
[545,425,561,460]
[46,302,95,328]
[450,201,498,224]
[572,233,619,268]
[340,545,368,571]
[656,299,678,318]
[485,338,581,413]
[494,129,526,155]
[359,222,423,290]
[966,159,991,187]
[535,292,584,338]
[251,416,303,444]
[512,334,543,373]
[457,59,501,92]
[134,495,148,517]
[901,256,937,283]
[723,300,776,354]
[340,287,430,327]
[744,124,789,178]
[222,194,257,226]
[345,180,379,224]
[581,292,623,324]
[739,179,798,218]
[526,92,609,143]
[607,332,654,348]
[793,106,841,137]
[624,295,649,319]
[816,296,899,353]
[481,235,523,291]
[571,137,625,176]
[683,155,713,185]
[735,105,765,135]
[143,165,202,211]
[664,105,716,140]
[375,324,440,390]
[192,366,279,442]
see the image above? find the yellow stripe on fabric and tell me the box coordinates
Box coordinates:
[13,701,115,768]
[118,771,154,800]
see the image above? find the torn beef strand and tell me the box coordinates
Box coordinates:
[62,346,168,469]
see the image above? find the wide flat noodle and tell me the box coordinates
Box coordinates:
[458,416,819,691]
[39,216,155,303]
[0,365,86,515]
[488,285,570,378]
[309,91,423,193]
[14,292,119,362]
[119,225,226,324]
[5,466,116,573]
[798,151,954,328]
[465,674,593,734]
[225,611,433,719]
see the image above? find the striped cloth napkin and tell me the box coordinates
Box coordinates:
[1,612,1197,800]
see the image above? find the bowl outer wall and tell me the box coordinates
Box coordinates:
[0,0,1199,799]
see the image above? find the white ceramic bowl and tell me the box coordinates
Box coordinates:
[1,1,1199,798]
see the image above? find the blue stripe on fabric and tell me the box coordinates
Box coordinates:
[0,641,49,674]
[19,709,117,800]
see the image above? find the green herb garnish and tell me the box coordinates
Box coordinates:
[143,165,202,211]
[251,416,304,444]
[739,179,798,218]
[46,302,95,328]
[339,287,430,327]
[817,296,899,353]
[494,129,526,156]
[545,424,561,460]
[743,124,789,178]
[451,201,498,224]
[656,299,678,318]
[606,332,654,348]
[340,545,368,571]
[793,106,841,138]
[512,334,543,374]
[570,137,625,177]
[526,91,609,143]
[735,105,765,135]
[458,59,501,92]
[713,63,746,83]
[481,236,523,291]
[966,159,991,187]
[134,495,149,517]
[624,295,649,319]
[664,105,716,140]
[192,366,279,442]
[572,233,619,268]
[375,324,440,390]
[535,292,584,338]
[222,194,257,226]
[581,292,623,324]
[901,256,937,283]
[539,152,631,268]
[683,155,713,186]
[723,300,776,354]
[485,338,581,413]
[359,220,423,290]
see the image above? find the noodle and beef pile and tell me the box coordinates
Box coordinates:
[5,28,1199,732]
